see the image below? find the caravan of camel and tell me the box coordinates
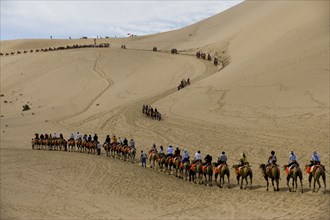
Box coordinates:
[27,43,325,194]
[31,134,326,194]
[31,134,136,163]
[0,43,110,56]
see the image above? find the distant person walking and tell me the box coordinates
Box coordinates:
[141,150,147,167]
[97,142,102,155]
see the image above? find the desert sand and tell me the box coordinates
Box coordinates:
[1,1,329,219]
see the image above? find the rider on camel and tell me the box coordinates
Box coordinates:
[129,139,135,149]
[182,149,190,163]
[216,151,227,166]
[123,138,128,146]
[310,150,321,166]
[149,143,157,154]
[117,137,123,146]
[112,135,117,145]
[52,133,57,139]
[59,133,63,139]
[87,134,92,143]
[267,151,277,167]
[193,150,202,164]
[238,153,248,167]
[35,133,39,139]
[159,145,165,156]
[105,135,110,144]
[287,151,299,168]
[174,147,181,158]
[165,145,173,158]
[76,132,82,140]
[203,154,212,167]
[93,134,98,143]
[40,133,44,140]
[69,133,74,141]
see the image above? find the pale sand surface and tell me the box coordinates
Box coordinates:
[1,1,329,219]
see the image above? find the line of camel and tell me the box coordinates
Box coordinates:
[0,43,110,56]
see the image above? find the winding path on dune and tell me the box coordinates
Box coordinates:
[53,50,113,129]
[54,48,218,136]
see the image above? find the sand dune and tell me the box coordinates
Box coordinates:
[1,1,329,219]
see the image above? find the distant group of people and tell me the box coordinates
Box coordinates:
[178,78,190,90]
[196,51,219,66]
[142,105,162,121]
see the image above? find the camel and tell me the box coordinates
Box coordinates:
[153,47,157,52]
[103,142,111,157]
[203,164,213,186]
[171,48,178,54]
[76,139,83,152]
[174,157,182,178]
[148,151,159,169]
[214,163,230,188]
[232,165,253,190]
[195,162,204,184]
[31,139,38,150]
[260,163,280,191]
[165,157,176,175]
[305,164,326,193]
[284,165,303,193]
[59,139,67,151]
[214,57,219,66]
[67,139,76,152]
[158,154,166,172]
[127,147,136,163]
[207,53,212,61]
[196,51,201,58]
[189,164,197,183]
[182,161,190,181]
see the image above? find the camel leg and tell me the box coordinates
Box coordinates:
[272,179,276,191]
[287,176,291,192]
[323,176,326,194]
[228,174,231,189]
[240,178,243,189]
[316,178,321,193]
[266,177,269,191]
[210,174,213,186]
[313,177,316,192]
[300,176,304,193]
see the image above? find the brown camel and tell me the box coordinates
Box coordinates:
[203,164,213,186]
[305,164,326,193]
[214,163,230,188]
[260,163,280,191]
[149,151,159,169]
[195,161,203,184]
[232,165,253,190]
[103,143,111,157]
[284,165,303,193]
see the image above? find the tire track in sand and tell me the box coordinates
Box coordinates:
[54,50,113,128]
